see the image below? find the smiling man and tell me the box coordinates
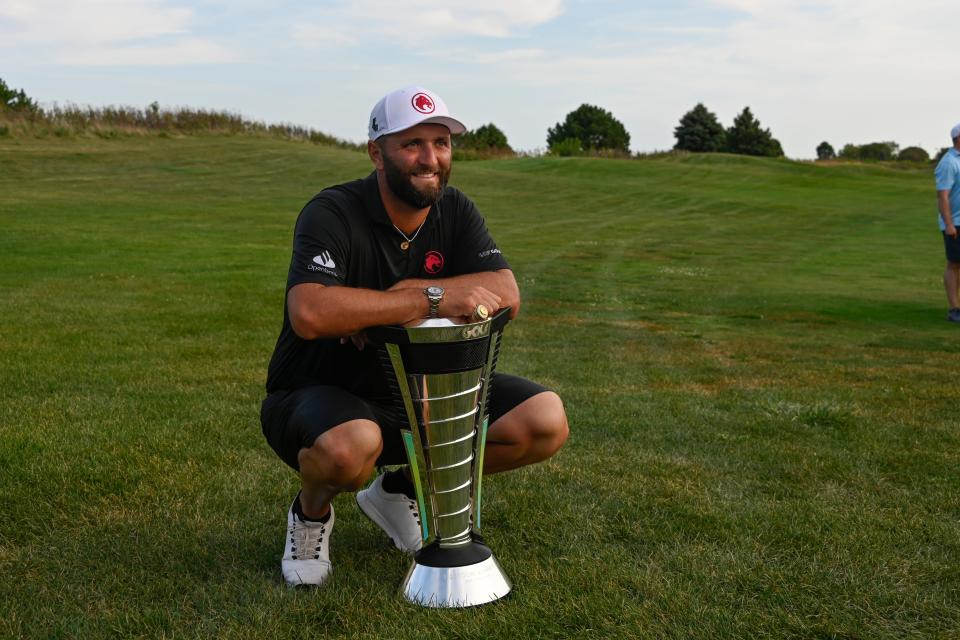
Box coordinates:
[260,86,569,587]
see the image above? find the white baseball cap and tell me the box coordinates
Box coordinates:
[951,123,960,140]
[368,86,466,140]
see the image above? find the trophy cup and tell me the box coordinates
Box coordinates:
[367,309,512,608]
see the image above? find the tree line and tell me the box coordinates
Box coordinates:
[467,102,782,158]
[540,101,941,163]
[815,140,944,163]
[2,77,945,162]
[457,104,633,157]
[673,103,782,157]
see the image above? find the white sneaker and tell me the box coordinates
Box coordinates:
[281,498,334,587]
[356,474,423,553]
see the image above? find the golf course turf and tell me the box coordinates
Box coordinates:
[1,134,957,638]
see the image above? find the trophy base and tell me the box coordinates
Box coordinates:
[401,541,511,608]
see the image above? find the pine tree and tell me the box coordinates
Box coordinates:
[674,103,725,152]
[725,107,782,157]
[0,77,38,112]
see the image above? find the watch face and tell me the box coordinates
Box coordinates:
[426,286,444,297]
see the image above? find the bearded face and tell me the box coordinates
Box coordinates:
[382,151,450,209]
[377,124,452,209]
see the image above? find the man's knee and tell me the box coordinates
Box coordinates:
[514,391,569,456]
[298,419,382,486]
[535,392,569,452]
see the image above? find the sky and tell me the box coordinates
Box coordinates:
[1,0,958,158]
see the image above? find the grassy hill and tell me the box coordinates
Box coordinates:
[1,136,957,638]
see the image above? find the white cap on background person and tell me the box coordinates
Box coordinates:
[951,122,960,140]
[368,86,466,141]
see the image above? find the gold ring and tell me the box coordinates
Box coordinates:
[473,304,489,321]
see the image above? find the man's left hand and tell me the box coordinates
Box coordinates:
[340,331,368,350]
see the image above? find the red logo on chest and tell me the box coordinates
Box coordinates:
[424,251,444,274]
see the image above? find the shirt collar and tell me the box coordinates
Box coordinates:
[362,171,392,226]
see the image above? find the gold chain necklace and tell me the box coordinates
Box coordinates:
[392,221,425,251]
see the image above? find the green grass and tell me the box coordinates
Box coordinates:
[1,136,958,639]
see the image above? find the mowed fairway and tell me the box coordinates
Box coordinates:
[1,135,958,639]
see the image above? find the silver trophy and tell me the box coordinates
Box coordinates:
[368,309,512,608]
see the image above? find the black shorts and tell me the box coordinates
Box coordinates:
[945,232,960,264]
[260,373,549,470]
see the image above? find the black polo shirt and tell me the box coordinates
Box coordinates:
[265,172,510,396]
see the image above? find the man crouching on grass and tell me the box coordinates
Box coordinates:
[259,86,569,586]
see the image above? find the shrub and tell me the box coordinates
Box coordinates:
[455,124,514,159]
[935,147,951,164]
[838,143,860,160]
[674,103,725,152]
[0,77,38,113]
[838,141,899,162]
[549,137,583,157]
[0,124,9,137]
[897,146,929,162]
[816,141,836,160]
[859,141,898,161]
[547,104,630,154]
[724,107,782,157]
[457,123,512,152]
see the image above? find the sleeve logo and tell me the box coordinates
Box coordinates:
[312,251,336,269]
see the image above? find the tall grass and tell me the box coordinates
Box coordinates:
[0,101,364,149]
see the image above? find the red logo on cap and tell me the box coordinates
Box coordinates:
[411,93,435,114]
[424,251,444,274]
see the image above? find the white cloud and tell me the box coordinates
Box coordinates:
[58,37,240,66]
[290,0,564,48]
[0,0,192,46]
[0,0,243,66]
[360,0,563,37]
[290,22,358,49]
[474,48,545,63]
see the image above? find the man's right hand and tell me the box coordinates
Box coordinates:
[439,285,502,322]
[947,225,958,239]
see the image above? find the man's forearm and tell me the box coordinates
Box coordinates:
[939,191,955,229]
[288,284,428,340]
[390,269,521,316]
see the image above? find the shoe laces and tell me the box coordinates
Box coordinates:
[288,518,327,561]
[406,498,421,527]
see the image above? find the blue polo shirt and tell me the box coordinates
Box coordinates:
[935,148,960,230]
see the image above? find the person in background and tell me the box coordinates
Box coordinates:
[935,123,960,323]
